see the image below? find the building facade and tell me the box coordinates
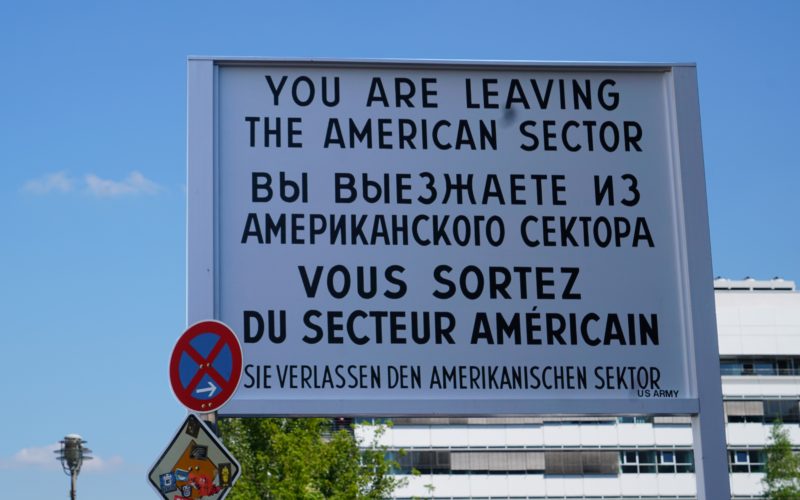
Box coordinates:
[356,278,800,499]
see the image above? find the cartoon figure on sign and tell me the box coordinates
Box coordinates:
[218,463,232,487]
[159,472,177,493]
[189,469,221,497]
[185,418,200,438]
[170,440,221,498]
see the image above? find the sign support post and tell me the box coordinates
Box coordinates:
[672,65,730,499]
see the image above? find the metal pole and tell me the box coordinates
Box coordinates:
[70,471,77,500]
[201,411,220,436]
[671,65,732,500]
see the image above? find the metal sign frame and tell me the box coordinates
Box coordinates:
[186,58,729,499]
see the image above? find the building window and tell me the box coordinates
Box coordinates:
[394,449,700,476]
[619,450,694,474]
[725,401,765,423]
[764,400,800,424]
[397,450,550,475]
[544,451,618,475]
[395,450,451,474]
[720,360,744,376]
[617,416,652,424]
[729,450,766,473]
[451,451,545,474]
[725,400,800,424]
[721,356,800,376]
[621,451,639,474]
[658,451,675,473]
[675,451,695,473]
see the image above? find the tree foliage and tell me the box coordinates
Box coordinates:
[763,420,800,500]
[219,418,403,499]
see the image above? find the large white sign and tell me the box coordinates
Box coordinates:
[187,59,719,418]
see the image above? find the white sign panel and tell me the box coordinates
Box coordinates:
[188,59,717,417]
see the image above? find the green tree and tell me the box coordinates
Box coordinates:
[762,420,800,500]
[219,418,404,499]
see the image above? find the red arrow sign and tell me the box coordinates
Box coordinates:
[169,320,243,413]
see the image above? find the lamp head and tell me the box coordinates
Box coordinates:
[56,434,92,476]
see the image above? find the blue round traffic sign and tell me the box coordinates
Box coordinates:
[169,320,243,413]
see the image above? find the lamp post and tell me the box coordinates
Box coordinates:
[55,434,92,500]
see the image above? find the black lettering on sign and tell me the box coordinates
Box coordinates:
[298,265,407,299]
[265,75,340,107]
[244,117,303,148]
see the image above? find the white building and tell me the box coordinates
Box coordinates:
[357,278,800,499]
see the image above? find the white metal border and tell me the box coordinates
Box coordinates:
[187,59,215,323]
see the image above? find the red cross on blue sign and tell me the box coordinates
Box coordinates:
[169,320,243,413]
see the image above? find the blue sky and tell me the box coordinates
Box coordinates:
[1,1,798,499]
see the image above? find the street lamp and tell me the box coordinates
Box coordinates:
[55,434,92,500]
